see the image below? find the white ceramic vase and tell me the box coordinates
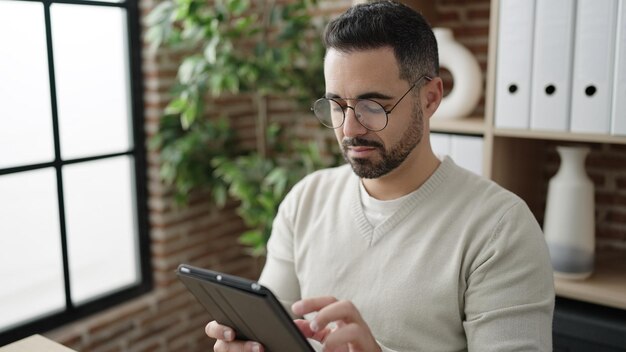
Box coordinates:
[543,146,595,280]
[432,28,483,120]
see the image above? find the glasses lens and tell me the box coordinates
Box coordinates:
[313,99,344,129]
[355,100,387,131]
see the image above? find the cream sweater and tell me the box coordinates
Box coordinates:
[260,157,554,351]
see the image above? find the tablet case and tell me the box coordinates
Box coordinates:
[176,264,314,352]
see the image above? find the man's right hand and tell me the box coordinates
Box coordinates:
[205,321,264,352]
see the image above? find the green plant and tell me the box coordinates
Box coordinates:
[146,0,335,255]
[212,130,328,256]
[149,114,236,204]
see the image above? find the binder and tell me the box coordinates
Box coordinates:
[611,0,626,136]
[450,135,484,176]
[430,133,451,158]
[570,0,619,134]
[530,0,575,132]
[495,0,536,129]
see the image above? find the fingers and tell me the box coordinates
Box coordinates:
[292,298,380,352]
[294,319,332,342]
[315,299,364,329]
[292,296,339,316]
[205,321,235,341]
[322,322,370,351]
[294,319,316,338]
[213,340,263,352]
[206,321,264,352]
[294,298,364,332]
[317,320,378,352]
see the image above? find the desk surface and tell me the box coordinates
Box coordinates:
[0,335,76,352]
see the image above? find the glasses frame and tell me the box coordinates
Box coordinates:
[311,75,433,132]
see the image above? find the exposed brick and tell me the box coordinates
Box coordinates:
[438,0,472,5]
[87,320,134,351]
[454,26,490,38]
[617,177,626,189]
[606,210,626,224]
[467,8,490,20]
[596,191,617,205]
[131,314,182,347]
[587,154,626,169]
[588,173,607,188]
[609,143,626,152]
[129,340,161,352]
[48,332,85,351]
[597,227,626,241]
[435,9,461,24]
[165,325,207,351]
[464,42,489,54]
[88,304,152,336]
[92,343,124,352]
[153,273,179,289]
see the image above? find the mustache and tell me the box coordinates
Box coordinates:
[342,137,383,149]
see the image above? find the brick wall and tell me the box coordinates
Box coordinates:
[41,0,624,351]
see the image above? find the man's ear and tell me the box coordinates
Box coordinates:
[423,77,443,117]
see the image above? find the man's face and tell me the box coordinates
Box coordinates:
[324,47,424,179]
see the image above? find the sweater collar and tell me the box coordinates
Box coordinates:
[350,156,456,246]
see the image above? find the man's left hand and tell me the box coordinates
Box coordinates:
[292,296,382,352]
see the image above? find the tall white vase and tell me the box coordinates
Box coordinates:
[544,146,595,280]
[432,28,483,120]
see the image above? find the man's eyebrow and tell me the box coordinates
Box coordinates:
[324,91,395,100]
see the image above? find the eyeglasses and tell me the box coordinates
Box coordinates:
[311,75,432,132]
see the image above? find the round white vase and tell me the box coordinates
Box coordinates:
[432,28,483,120]
[543,146,595,280]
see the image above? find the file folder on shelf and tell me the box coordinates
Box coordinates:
[430,133,451,158]
[530,0,575,132]
[431,133,483,176]
[612,0,626,136]
[450,135,484,176]
[570,0,619,134]
[494,0,535,129]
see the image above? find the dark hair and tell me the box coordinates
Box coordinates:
[323,0,439,84]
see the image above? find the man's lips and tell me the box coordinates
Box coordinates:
[349,146,377,152]
[347,146,378,157]
[342,137,383,149]
[342,138,383,158]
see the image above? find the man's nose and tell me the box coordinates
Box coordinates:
[342,106,368,137]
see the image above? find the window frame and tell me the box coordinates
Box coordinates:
[0,0,151,345]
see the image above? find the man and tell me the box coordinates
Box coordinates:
[206,1,555,351]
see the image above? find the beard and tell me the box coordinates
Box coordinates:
[341,102,424,179]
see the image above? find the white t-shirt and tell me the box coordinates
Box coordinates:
[359,180,414,227]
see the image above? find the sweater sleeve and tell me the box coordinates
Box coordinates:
[463,201,555,351]
[258,185,302,314]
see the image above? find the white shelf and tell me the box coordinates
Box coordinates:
[494,128,626,145]
[555,249,626,310]
[430,116,485,135]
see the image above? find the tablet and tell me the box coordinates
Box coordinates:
[176,264,314,352]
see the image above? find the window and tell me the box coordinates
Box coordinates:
[0,0,150,344]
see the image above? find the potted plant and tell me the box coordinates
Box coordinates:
[146,0,338,256]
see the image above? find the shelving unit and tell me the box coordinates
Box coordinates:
[432,0,626,312]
